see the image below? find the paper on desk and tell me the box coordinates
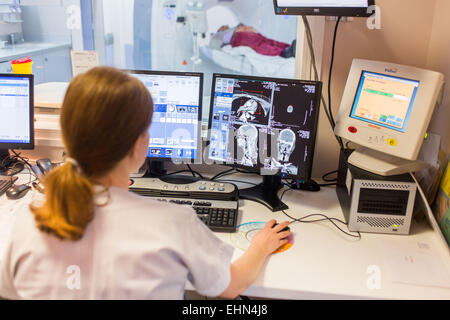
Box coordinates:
[382,240,450,289]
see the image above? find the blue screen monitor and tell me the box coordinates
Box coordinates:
[128,70,203,164]
[350,71,420,133]
[0,74,34,151]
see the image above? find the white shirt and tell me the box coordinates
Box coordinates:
[0,187,234,300]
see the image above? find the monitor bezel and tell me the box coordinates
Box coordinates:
[126,69,204,165]
[0,73,34,151]
[334,59,444,161]
[273,0,375,17]
[207,73,322,181]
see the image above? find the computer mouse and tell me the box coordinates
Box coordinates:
[6,184,31,200]
[272,223,290,233]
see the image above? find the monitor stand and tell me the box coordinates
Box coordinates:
[142,159,200,185]
[239,175,288,212]
[349,147,428,176]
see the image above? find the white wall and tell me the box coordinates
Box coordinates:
[313,0,449,179]
[426,0,450,155]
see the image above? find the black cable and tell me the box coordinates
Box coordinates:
[322,169,338,182]
[186,164,204,179]
[210,168,236,181]
[318,182,337,187]
[302,16,345,151]
[167,169,191,176]
[279,187,361,239]
[11,150,39,187]
[328,16,342,129]
[215,179,259,187]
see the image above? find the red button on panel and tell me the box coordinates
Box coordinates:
[348,126,357,133]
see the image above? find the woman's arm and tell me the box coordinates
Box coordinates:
[220,220,291,299]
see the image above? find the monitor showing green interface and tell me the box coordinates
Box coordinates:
[350,71,420,133]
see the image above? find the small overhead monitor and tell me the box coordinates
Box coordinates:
[335,59,444,176]
[273,0,375,17]
[207,73,322,211]
[128,70,203,173]
[0,74,34,173]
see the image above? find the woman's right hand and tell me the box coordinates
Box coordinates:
[222,220,292,298]
[250,220,292,257]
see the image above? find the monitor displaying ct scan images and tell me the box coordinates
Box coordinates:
[207,73,322,180]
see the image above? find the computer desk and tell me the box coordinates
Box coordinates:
[1,173,449,300]
[199,175,450,300]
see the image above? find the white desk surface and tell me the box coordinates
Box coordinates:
[1,173,450,300]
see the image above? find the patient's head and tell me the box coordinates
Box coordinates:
[218,25,230,32]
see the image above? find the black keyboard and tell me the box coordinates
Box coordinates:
[0,176,18,196]
[152,198,238,233]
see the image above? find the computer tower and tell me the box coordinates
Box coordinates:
[336,150,417,235]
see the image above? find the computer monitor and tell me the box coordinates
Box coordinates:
[0,74,34,174]
[334,59,444,176]
[273,0,375,17]
[207,73,322,211]
[128,70,203,176]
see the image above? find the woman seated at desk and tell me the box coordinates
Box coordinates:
[0,67,291,300]
[210,24,296,58]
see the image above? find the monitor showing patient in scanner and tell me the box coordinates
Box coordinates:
[208,74,321,179]
[350,71,420,133]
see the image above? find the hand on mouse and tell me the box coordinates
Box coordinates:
[250,220,291,257]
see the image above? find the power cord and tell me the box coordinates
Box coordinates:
[186,164,204,179]
[210,168,257,181]
[328,16,342,129]
[11,150,39,187]
[0,151,25,176]
[280,187,361,240]
[302,16,345,151]
[322,169,338,182]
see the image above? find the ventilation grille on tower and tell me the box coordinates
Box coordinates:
[357,216,405,228]
[357,188,409,216]
[360,182,410,189]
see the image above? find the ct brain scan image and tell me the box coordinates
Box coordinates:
[236,124,259,167]
[277,129,296,162]
[270,129,298,175]
[208,75,320,179]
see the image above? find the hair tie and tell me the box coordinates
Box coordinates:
[66,157,82,173]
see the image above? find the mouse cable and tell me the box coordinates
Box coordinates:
[279,187,361,240]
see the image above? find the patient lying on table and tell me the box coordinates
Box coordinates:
[210,24,296,58]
